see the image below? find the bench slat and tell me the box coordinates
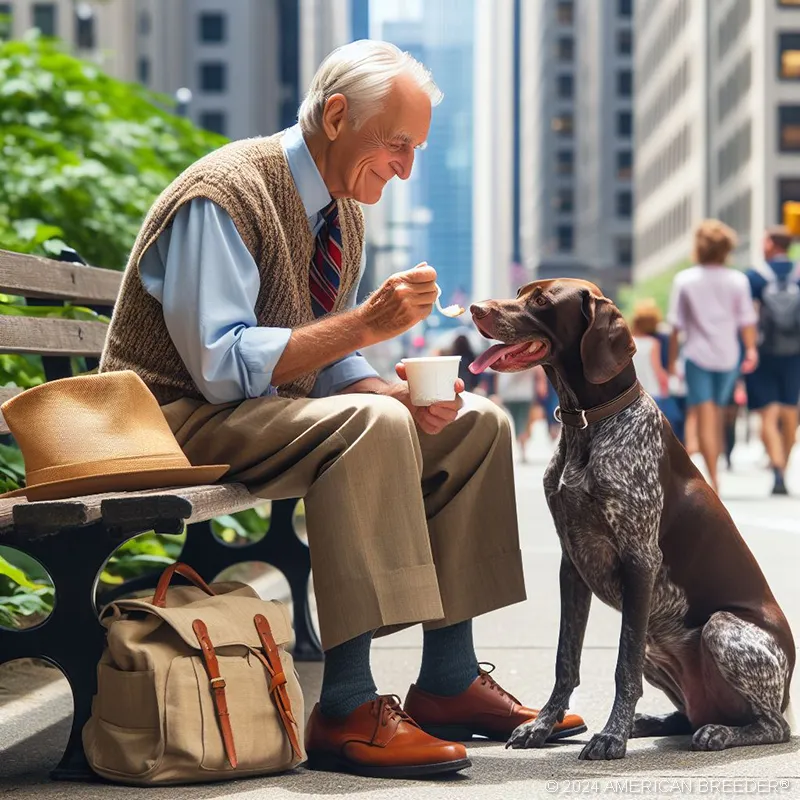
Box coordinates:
[0,316,108,357]
[0,250,121,304]
[3,483,259,538]
[0,386,23,435]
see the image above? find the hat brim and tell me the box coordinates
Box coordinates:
[0,464,230,503]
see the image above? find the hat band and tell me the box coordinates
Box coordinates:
[26,452,192,486]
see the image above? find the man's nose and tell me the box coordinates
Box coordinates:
[392,150,414,181]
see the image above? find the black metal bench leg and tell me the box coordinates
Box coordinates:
[0,521,117,781]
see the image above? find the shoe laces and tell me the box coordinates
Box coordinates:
[478,662,522,705]
[373,694,419,728]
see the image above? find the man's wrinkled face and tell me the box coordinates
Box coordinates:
[325,75,432,204]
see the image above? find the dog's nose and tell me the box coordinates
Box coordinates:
[470,303,492,319]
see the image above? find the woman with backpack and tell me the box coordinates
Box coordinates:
[745,226,800,496]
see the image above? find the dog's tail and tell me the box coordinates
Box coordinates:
[784,698,797,735]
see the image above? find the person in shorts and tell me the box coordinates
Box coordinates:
[667,220,759,494]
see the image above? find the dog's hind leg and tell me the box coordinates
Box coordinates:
[691,611,791,751]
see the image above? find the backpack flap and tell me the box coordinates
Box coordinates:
[109,582,294,652]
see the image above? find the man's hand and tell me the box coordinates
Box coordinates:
[386,362,465,435]
[355,264,439,342]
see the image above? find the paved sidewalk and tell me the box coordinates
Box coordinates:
[1,425,798,799]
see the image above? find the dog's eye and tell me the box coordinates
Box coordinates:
[534,295,548,307]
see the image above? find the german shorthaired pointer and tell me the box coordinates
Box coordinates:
[469,278,795,760]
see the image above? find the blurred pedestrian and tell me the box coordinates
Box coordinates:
[444,334,484,393]
[494,370,536,462]
[630,300,670,400]
[667,219,759,493]
[534,365,561,442]
[745,225,800,495]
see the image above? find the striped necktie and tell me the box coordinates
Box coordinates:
[309,201,342,317]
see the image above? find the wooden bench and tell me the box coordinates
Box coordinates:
[0,248,322,780]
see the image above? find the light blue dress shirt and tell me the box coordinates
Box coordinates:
[139,124,379,404]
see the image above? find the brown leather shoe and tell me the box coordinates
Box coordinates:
[404,664,587,743]
[305,695,471,778]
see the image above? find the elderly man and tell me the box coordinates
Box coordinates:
[100,40,585,778]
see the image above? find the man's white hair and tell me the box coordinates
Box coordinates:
[298,39,443,135]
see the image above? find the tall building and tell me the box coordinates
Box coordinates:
[519,0,578,274]
[472,0,515,301]
[2,0,302,141]
[299,0,351,92]
[574,0,635,285]
[520,0,634,296]
[634,0,800,280]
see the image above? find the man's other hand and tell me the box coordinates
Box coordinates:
[387,362,465,435]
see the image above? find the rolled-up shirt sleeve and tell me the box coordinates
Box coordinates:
[139,198,290,404]
[308,246,380,398]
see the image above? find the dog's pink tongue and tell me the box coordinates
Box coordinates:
[469,343,513,374]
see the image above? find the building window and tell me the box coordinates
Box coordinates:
[199,12,226,43]
[0,3,12,39]
[617,69,633,97]
[619,0,633,16]
[75,4,95,50]
[555,188,574,212]
[138,10,151,35]
[616,236,633,266]
[200,111,227,136]
[617,190,633,218]
[617,150,633,179]
[32,3,56,36]
[557,74,574,99]
[617,111,633,137]
[200,62,227,92]
[553,113,573,137]
[557,149,574,175]
[778,105,800,151]
[557,225,574,252]
[557,36,574,61]
[557,1,574,24]
[617,29,633,55]
[779,33,800,79]
[137,56,150,86]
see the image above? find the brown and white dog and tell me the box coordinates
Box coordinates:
[469,278,795,760]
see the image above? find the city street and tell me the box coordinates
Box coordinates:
[0,422,798,799]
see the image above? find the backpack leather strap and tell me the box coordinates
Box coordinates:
[193,619,238,769]
[253,614,303,760]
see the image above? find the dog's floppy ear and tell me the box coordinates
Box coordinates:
[579,290,636,384]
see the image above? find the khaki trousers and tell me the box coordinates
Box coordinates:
[161,391,525,650]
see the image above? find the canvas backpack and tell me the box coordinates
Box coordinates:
[754,261,800,356]
[82,563,305,785]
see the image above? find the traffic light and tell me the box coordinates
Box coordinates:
[784,201,800,236]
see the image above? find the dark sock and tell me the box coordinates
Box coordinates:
[774,466,785,481]
[319,631,378,718]
[415,620,479,697]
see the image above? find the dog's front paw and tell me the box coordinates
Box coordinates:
[506,718,554,749]
[578,732,627,760]
[691,724,733,752]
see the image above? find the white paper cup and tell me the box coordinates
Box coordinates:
[401,356,462,406]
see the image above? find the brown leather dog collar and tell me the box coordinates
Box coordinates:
[555,381,643,429]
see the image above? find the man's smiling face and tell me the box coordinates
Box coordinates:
[327,74,432,204]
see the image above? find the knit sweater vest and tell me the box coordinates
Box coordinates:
[99,133,365,405]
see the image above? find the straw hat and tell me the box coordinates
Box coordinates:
[0,371,229,502]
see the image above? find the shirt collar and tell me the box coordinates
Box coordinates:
[281,124,332,223]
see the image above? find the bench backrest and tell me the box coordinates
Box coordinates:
[0,249,121,433]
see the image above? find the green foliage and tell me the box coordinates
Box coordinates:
[0,550,53,629]
[0,31,227,268]
[618,259,690,319]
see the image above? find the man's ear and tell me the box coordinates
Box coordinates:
[321,93,348,141]
[579,291,636,384]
